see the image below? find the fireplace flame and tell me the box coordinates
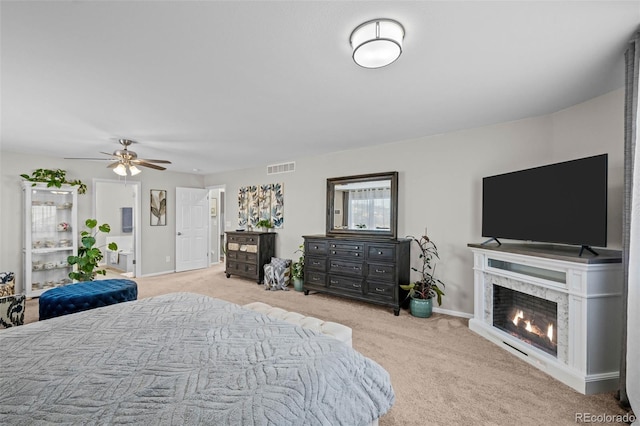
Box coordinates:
[524,320,532,332]
[511,310,556,344]
[512,310,524,326]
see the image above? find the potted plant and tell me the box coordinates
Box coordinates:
[400,232,445,318]
[67,219,118,281]
[255,219,273,232]
[291,244,304,292]
[20,168,87,194]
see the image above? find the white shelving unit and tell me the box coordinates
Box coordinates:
[21,182,78,297]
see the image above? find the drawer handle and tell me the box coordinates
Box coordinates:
[353,266,360,270]
[378,251,383,255]
[355,246,360,249]
[375,269,386,273]
[375,287,385,292]
[330,280,338,284]
[353,253,359,257]
[313,277,321,281]
[314,245,319,249]
[331,244,336,248]
[312,261,320,265]
[331,251,337,255]
[352,283,362,288]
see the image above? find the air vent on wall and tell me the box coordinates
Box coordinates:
[267,161,296,175]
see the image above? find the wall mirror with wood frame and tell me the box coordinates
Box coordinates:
[326,171,398,239]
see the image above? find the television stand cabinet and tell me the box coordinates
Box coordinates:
[468,243,623,394]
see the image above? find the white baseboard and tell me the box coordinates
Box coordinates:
[140,270,175,278]
[433,306,473,319]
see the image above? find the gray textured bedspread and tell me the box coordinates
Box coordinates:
[0,292,394,425]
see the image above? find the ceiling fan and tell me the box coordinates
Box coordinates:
[67,139,171,176]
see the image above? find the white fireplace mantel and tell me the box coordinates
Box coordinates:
[468,243,623,395]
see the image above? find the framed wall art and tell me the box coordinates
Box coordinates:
[150,189,167,226]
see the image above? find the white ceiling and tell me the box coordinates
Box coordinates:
[2,1,639,175]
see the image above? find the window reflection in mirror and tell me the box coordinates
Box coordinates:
[333,180,391,231]
[326,172,398,239]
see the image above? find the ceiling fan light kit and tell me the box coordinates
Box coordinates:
[66,138,171,176]
[350,18,404,69]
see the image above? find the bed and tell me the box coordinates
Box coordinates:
[0,292,394,425]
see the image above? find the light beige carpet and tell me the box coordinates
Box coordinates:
[23,265,631,425]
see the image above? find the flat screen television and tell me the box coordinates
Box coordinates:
[482,154,608,251]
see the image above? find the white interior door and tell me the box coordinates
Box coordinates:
[176,187,209,272]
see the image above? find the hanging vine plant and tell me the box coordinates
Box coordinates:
[20,169,87,194]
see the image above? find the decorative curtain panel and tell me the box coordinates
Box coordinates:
[621,30,639,423]
[238,183,284,229]
[347,188,391,230]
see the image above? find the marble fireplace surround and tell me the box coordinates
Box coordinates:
[484,273,569,363]
[468,243,623,395]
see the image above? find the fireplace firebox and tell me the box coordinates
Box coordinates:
[493,285,557,357]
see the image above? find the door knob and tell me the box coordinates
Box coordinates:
[177,232,182,236]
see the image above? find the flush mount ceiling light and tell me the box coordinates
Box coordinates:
[350,18,404,69]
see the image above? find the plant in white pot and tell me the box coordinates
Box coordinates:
[291,244,304,292]
[255,219,273,232]
[400,232,445,318]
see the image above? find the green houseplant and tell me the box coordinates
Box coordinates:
[256,219,273,232]
[291,244,304,292]
[67,219,118,281]
[400,232,445,318]
[20,168,87,194]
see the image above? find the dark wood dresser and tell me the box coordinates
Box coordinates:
[303,235,410,315]
[225,231,275,283]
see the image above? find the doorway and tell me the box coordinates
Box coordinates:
[207,185,226,265]
[93,179,141,278]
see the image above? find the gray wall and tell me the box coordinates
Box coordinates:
[204,88,624,317]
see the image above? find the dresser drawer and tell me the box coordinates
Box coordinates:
[367,262,395,282]
[328,275,364,294]
[367,244,396,262]
[328,241,364,252]
[365,281,396,302]
[305,271,326,286]
[238,252,257,263]
[226,260,241,272]
[329,249,364,259]
[306,240,328,255]
[329,259,364,277]
[306,256,327,272]
[227,234,259,244]
[227,260,257,277]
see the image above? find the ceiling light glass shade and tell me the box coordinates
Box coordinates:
[350,19,404,69]
[129,165,141,176]
[113,163,128,176]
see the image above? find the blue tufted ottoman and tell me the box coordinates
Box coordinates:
[39,279,138,320]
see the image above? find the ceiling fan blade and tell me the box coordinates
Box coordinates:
[133,160,166,170]
[65,157,115,161]
[107,162,120,169]
[135,158,172,164]
[100,151,120,157]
